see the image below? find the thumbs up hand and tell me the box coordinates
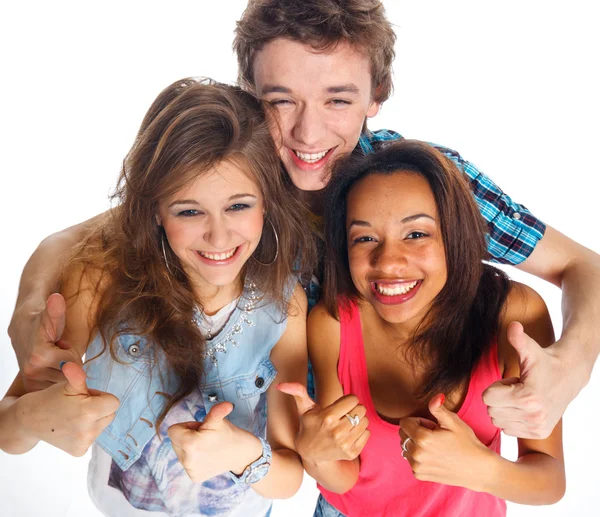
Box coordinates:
[168,402,263,484]
[483,321,568,439]
[18,361,120,456]
[399,395,494,491]
[277,382,370,464]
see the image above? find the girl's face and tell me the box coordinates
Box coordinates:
[346,171,447,328]
[158,160,265,297]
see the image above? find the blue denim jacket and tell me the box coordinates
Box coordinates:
[84,281,291,515]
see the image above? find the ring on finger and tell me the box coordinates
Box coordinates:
[345,413,360,427]
[402,436,412,452]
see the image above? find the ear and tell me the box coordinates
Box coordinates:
[366,99,381,118]
[367,84,382,118]
[155,214,162,226]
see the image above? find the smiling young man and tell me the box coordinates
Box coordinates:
[8,0,600,449]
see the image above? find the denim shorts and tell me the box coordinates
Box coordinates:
[313,495,347,517]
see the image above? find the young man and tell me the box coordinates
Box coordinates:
[8,0,600,448]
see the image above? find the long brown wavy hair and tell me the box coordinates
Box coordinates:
[67,78,315,421]
[323,139,510,399]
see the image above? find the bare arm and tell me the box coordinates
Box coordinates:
[0,262,119,456]
[250,283,309,498]
[484,225,600,438]
[8,212,109,390]
[278,303,367,494]
[483,283,565,503]
[518,225,600,374]
[400,283,565,504]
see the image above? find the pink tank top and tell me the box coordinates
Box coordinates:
[318,301,506,517]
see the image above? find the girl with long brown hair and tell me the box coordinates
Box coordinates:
[0,78,315,516]
[279,140,565,516]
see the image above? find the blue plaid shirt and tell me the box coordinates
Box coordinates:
[305,129,546,398]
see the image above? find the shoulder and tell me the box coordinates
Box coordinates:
[497,281,555,376]
[307,302,341,364]
[308,302,340,337]
[501,282,552,334]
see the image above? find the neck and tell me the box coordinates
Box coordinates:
[193,278,243,315]
[302,189,326,216]
[364,302,423,349]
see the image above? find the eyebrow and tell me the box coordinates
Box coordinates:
[168,193,257,208]
[348,213,435,229]
[260,84,361,95]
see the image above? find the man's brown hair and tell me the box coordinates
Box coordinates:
[234,0,396,103]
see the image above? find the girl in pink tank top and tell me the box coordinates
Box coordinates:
[278,140,565,516]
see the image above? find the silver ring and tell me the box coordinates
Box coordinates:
[345,413,360,427]
[401,436,412,452]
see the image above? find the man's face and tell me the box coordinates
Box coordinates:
[253,38,380,192]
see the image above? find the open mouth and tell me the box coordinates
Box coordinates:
[288,147,335,167]
[375,280,419,296]
[195,245,243,264]
[370,279,423,305]
[293,149,331,163]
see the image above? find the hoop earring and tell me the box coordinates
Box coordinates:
[253,220,279,266]
[161,231,174,274]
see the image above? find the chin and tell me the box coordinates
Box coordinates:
[289,173,328,191]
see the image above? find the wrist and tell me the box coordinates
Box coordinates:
[2,395,40,451]
[231,432,264,476]
[550,337,593,391]
[473,447,503,494]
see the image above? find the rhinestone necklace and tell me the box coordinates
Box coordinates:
[193,282,259,365]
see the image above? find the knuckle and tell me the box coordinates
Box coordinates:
[323,414,338,427]
[331,429,345,442]
[21,363,41,380]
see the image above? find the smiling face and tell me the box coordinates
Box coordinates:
[254,38,380,192]
[158,160,264,301]
[346,171,447,328]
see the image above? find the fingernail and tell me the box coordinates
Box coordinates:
[59,361,67,370]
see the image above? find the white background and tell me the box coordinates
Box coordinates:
[1,1,599,516]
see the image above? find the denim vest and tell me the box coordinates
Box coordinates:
[84,281,292,516]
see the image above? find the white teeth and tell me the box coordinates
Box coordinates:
[199,247,237,261]
[376,281,419,296]
[294,149,328,163]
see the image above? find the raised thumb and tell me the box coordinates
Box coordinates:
[202,401,234,428]
[428,394,458,430]
[507,321,540,369]
[277,382,317,416]
[61,361,89,395]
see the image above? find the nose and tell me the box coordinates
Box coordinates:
[204,216,232,250]
[292,103,326,147]
[373,241,408,275]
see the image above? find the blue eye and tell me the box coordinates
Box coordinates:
[331,99,351,106]
[177,209,199,217]
[228,203,250,212]
[406,231,428,239]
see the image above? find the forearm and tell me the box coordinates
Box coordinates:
[301,456,359,494]
[251,448,305,499]
[480,451,565,505]
[558,251,600,380]
[0,395,40,454]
